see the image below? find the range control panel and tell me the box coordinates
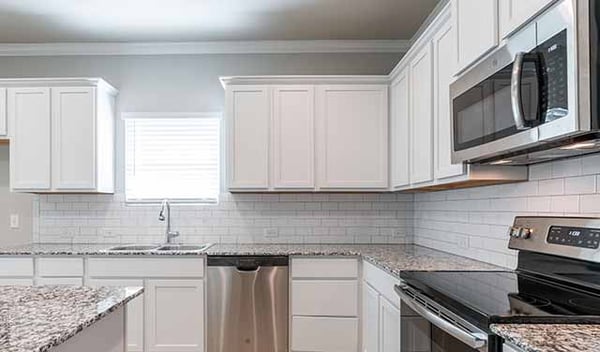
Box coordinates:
[547,226,600,249]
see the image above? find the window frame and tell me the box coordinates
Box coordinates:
[122,112,223,205]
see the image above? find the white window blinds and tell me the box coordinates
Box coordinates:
[124,113,220,203]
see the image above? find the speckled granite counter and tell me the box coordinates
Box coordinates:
[0,285,143,352]
[491,324,600,352]
[0,243,502,278]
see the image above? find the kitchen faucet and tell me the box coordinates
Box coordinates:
[158,199,180,244]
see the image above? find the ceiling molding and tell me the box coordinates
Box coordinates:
[0,40,411,56]
[219,75,390,88]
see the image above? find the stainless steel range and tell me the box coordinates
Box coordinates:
[397,216,600,352]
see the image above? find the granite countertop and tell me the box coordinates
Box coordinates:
[0,243,502,278]
[0,285,143,352]
[491,324,600,352]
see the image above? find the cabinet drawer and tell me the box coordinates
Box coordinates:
[0,257,33,276]
[291,316,358,352]
[0,278,34,285]
[37,257,84,277]
[87,257,205,278]
[363,261,401,307]
[291,258,358,278]
[37,277,83,286]
[292,280,358,316]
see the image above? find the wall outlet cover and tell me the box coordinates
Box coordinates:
[264,228,279,238]
[9,214,19,229]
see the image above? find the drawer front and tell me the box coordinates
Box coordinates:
[37,277,84,286]
[291,316,358,352]
[37,257,84,277]
[292,280,358,317]
[363,261,400,306]
[0,278,34,285]
[291,257,359,278]
[87,257,205,278]
[0,257,33,276]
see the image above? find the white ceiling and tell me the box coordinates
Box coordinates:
[0,0,439,43]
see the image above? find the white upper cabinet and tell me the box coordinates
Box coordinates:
[453,0,499,73]
[0,88,6,137]
[499,0,555,38]
[317,84,388,189]
[409,44,434,185]
[390,68,411,190]
[272,85,315,190]
[226,85,270,190]
[6,79,116,193]
[8,87,52,191]
[223,77,389,192]
[434,19,464,180]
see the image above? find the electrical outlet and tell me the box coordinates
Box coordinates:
[264,228,279,238]
[457,236,469,249]
[9,214,19,229]
[393,228,404,237]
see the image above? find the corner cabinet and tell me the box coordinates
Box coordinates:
[5,78,117,193]
[222,77,389,192]
[389,2,527,191]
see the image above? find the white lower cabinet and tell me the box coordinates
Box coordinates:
[290,257,360,352]
[146,279,204,352]
[362,261,402,352]
[503,343,525,352]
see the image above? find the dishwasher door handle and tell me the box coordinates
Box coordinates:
[394,285,487,350]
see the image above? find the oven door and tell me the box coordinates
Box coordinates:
[395,285,497,352]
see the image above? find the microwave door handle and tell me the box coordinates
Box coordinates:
[394,285,487,350]
[511,52,528,130]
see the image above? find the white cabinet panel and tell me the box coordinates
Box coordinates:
[52,87,96,190]
[503,343,524,352]
[317,85,388,189]
[37,257,84,277]
[272,86,314,189]
[363,261,400,307]
[8,87,51,190]
[226,85,270,190]
[0,278,34,285]
[0,257,34,276]
[454,0,499,73]
[146,279,204,352]
[380,297,401,352]
[37,277,83,286]
[0,88,6,136]
[87,257,205,278]
[292,280,358,317]
[409,44,434,185]
[499,0,555,38]
[434,20,465,180]
[390,67,411,189]
[88,279,145,352]
[362,283,380,352]
[292,316,359,352]
[291,257,359,278]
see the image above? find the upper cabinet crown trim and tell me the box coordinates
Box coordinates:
[220,75,390,88]
[0,78,118,95]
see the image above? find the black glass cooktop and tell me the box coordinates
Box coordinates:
[400,270,600,328]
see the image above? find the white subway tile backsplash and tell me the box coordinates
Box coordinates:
[564,175,596,195]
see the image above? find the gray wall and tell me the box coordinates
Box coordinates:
[0,52,402,244]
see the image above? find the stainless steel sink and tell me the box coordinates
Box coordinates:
[156,244,212,252]
[104,244,161,252]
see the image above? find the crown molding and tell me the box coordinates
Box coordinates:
[219,75,390,88]
[0,40,411,56]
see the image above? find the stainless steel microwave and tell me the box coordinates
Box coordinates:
[451,0,600,165]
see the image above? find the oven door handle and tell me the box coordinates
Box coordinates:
[394,285,488,350]
[511,51,529,130]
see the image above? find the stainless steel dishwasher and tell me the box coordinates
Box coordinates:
[207,256,289,352]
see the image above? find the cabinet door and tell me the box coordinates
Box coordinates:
[146,279,204,352]
[362,283,380,352]
[317,85,388,189]
[380,297,401,352]
[226,85,270,190]
[87,279,145,352]
[499,0,554,38]
[272,85,315,189]
[52,87,96,190]
[434,20,464,180]
[454,0,499,73]
[410,44,434,185]
[390,68,411,189]
[0,88,6,136]
[8,87,51,190]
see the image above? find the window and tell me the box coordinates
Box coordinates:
[124,112,220,203]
